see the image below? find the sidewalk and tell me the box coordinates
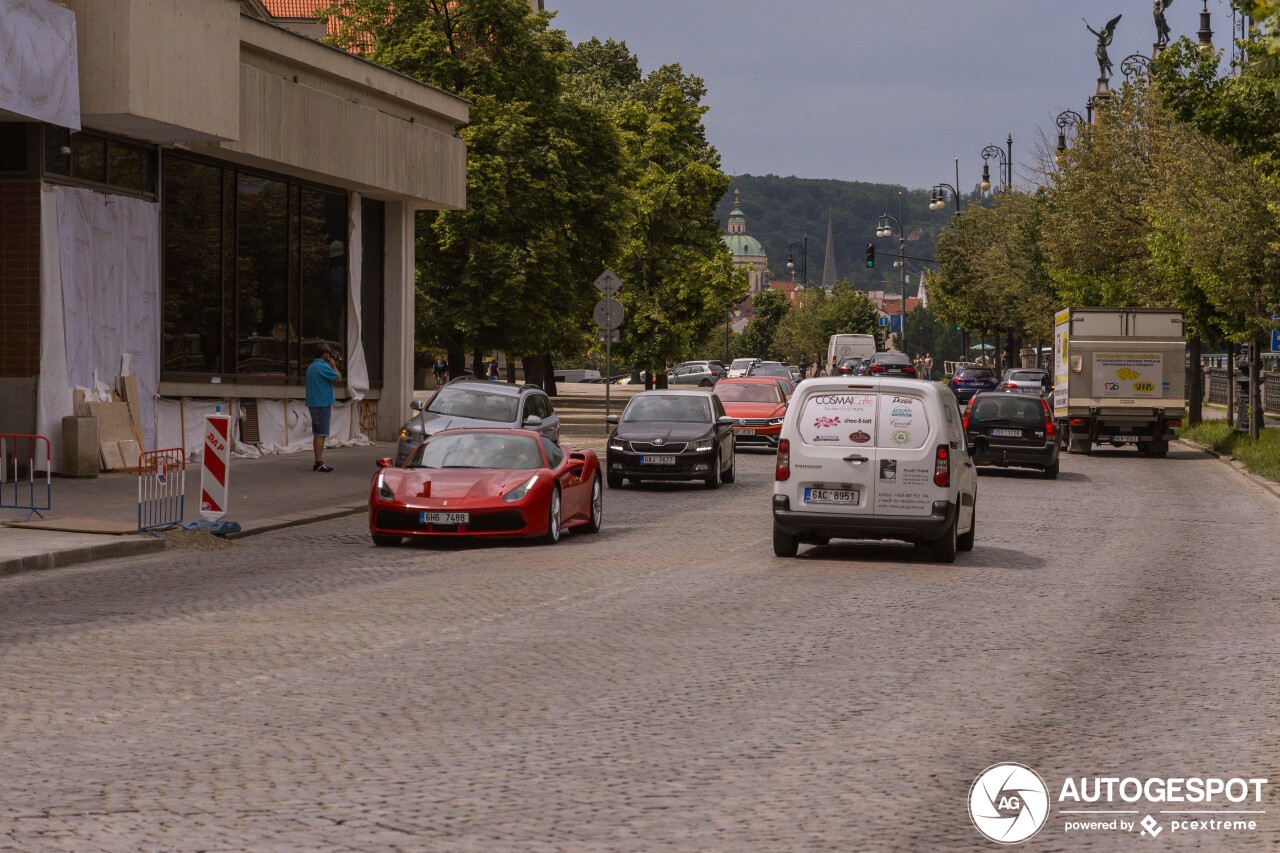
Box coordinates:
[0,381,641,577]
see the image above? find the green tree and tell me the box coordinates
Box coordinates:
[325,0,627,385]
[737,289,790,358]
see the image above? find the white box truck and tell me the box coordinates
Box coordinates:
[1053,307,1186,457]
[827,334,877,375]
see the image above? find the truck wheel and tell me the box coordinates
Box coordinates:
[1136,441,1151,457]
[773,524,799,558]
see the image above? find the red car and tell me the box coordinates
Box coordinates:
[713,377,788,448]
[368,428,602,546]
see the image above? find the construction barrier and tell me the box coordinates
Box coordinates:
[138,447,186,534]
[0,434,51,520]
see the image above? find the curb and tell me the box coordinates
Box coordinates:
[223,504,368,539]
[1175,438,1280,502]
[0,536,166,578]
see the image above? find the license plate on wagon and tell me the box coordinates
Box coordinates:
[421,512,469,524]
[640,455,676,465]
[989,428,1022,438]
[805,488,859,504]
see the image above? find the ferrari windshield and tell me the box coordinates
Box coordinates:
[425,387,519,423]
[408,433,542,470]
[623,395,711,424]
[715,383,783,404]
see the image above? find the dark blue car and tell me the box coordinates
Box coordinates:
[948,365,997,403]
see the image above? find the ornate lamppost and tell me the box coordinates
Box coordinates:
[875,193,908,352]
[1055,110,1086,161]
[786,237,808,289]
[980,135,1012,193]
[929,157,963,214]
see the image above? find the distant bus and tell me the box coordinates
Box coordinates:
[826,334,877,374]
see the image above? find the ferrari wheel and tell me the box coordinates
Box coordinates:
[371,534,401,548]
[541,485,562,544]
[583,474,602,534]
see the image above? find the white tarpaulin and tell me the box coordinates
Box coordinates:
[35,185,72,472]
[344,192,370,401]
[154,398,371,461]
[0,0,80,129]
[56,185,162,448]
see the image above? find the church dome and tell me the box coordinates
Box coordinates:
[723,233,766,257]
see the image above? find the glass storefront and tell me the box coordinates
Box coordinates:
[161,153,382,385]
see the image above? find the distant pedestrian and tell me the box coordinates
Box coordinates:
[306,343,342,472]
[924,352,934,381]
[487,359,501,381]
[433,354,448,387]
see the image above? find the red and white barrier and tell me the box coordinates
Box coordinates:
[199,414,231,521]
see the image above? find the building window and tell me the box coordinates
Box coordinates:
[161,153,380,386]
[43,126,156,197]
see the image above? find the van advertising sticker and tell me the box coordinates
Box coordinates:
[799,393,878,445]
[875,395,928,449]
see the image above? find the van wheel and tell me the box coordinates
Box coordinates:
[773,525,799,558]
[931,517,958,563]
[1042,460,1059,479]
[957,503,975,552]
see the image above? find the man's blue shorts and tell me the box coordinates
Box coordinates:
[309,406,331,437]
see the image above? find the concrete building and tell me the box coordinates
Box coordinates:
[0,0,468,469]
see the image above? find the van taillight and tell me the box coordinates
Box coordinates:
[776,438,791,481]
[933,444,950,487]
[1041,399,1056,436]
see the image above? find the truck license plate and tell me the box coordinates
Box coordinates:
[421,512,469,524]
[737,429,756,435]
[990,428,1022,437]
[641,455,676,465]
[1111,435,1140,442]
[805,488,859,504]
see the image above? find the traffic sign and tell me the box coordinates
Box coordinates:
[598,330,620,344]
[1271,315,1279,353]
[199,413,231,521]
[877,316,889,328]
[593,297,624,330]
[594,268,621,296]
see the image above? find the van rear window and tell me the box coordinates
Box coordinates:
[877,394,929,449]
[797,392,878,446]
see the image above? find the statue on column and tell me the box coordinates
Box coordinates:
[1084,14,1123,81]
[1154,0,1174,52]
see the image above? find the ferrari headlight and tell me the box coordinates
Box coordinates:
[694,439,714,452]
[503,474,539,503]
[376,472,395,501]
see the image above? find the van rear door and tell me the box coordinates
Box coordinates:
[871,383,942,517]
[789,387,879,517]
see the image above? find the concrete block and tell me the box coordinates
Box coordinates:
[62,416,100,478]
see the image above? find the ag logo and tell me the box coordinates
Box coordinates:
[968,763,1049,844]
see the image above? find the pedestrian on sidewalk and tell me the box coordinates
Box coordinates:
[306,343,342,472]
[433,354,448,387]
[924,352,934,381]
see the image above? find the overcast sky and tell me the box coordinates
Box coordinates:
[547,1,1243,191]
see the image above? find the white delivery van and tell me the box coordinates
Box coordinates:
[771,376,977,562]
[827,334,877,375]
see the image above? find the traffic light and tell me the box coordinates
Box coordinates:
[865,243,875,268]
[955,325,963,332]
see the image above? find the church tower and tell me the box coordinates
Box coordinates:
[722,189,770,294]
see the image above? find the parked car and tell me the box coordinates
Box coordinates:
[713,377,788,449]
[787,365,803,383]
[771,376,977,562]
[728,358,759,378]
[998,368,1052,396]
[963,391,1061,478]
[747,361,793,380]
[772,376,796,401]
[395,379,560,465]
[370,429,601,546]
[605,391,736,489]
[672,360,728,379]
[669,363,720,387]
[866,352,917,377]
[947,364,998,403]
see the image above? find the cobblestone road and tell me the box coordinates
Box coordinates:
[1,444,1277,851]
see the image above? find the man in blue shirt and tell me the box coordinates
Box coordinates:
[305,344,342,472]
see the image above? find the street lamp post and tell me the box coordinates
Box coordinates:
[876,193,908,353]
[929,157,963,214]
[1055,109,1086,161]
[786,237,809,289]
[980,134,1013,193]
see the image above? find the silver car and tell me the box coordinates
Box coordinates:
[395,380,561,465]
